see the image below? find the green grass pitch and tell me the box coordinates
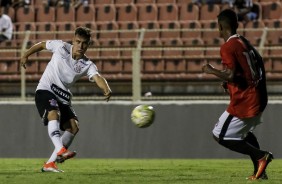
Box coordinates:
[0,159,281,184]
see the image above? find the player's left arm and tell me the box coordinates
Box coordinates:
[91,74,112,102]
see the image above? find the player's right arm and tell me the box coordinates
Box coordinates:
[202,63,235,82]
[91,74,112,102]
[20,41,47,69]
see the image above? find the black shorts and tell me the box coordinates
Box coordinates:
[35,90,78,129]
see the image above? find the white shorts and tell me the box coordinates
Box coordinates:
[212,111,262,141]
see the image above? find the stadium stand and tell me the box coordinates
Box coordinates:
[56,22,76,42]
[35,6,55,22]
[185,38,205,73]
[142,39,163,73]
[15,22,36,46]
[163,39,185,73]
[93,0,114,5]
[118,21,139,46]
[244,20,266,46]
[156,0,176,3]
[177,0,193,4]
[137,4,158,22]
[37,51,51,73]
[55,5,75,22]
[180,20,202,42]
[76,21,96,30]
[199,4,220,21]
[3,6,15,22]
[100,42,123,75]
[158,3,178,22]
[25,59,38,74]
[178,3,199,21]
[36,23,56,41]
[159,21,181,43]
[95,4,116,22]
[33,0,44,6]
[96,21,119,42]
[115,0,133,4]
[1,0,282,97]
[116,3,138,22]
[75,4,95,22]
[261,1,282,20]
[102,59,123,74]
[263,53,272,73]
[99,39,121,60]
[201,20,222,46]
[205,48,222,70]
[271,48,282,73]
[265,19,282,46]
[15,6,35,22]
[139,21,160,40]
[0,51,18,74]
[136,0,155,4]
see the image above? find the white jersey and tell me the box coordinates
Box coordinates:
[36,40,99,104]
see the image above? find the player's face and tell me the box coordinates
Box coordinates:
[72,34,90,58]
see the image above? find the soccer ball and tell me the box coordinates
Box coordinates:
[131,105,155,128]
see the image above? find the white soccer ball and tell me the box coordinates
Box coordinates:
[131,105,155,128]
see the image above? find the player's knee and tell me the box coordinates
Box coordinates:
[47,110,60,121]
[70,120,79,135]
[64,125,79,135]
[72,125,79,135]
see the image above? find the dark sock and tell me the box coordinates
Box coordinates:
[245,132,260,149]
[245,132,260,172]
[218,139,265,161]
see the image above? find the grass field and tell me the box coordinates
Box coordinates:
[0,159,281,184]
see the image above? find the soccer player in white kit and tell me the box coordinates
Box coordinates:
[20,27,112,172]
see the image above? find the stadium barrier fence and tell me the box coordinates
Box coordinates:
[0,27,282,101]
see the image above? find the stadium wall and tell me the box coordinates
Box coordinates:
[0,101,280,158]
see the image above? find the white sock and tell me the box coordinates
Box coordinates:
[48,120,63,152]
[47,150,57,164]
[46,131,75,164]
[61,131,75,149]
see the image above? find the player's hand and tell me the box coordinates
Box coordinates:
[221,81,229,94]
[104,90,112,102]
[202,63,214,74]
[20,56,28,69]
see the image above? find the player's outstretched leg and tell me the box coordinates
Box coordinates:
[42,131,76,172]
[56,147,77,163]
[56,131,77,163]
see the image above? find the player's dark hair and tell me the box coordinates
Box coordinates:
[217,9,238,31]
[75,27,91,41]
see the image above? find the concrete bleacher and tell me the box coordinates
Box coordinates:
[1,0,282,96]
